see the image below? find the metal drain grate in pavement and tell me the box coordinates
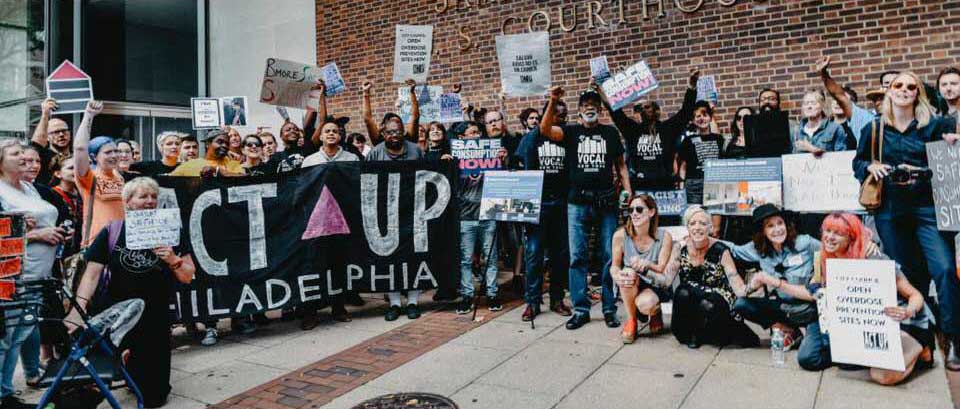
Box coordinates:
[351,392,458,409]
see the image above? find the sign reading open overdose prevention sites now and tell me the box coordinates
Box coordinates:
[600,60,659,112]
[480,171,544,224]
[703,158,782,216]
[393,25,433,83]
[926,141,960,231]
[782,151,864,213]
[46,60,93,114]
[824,259,905,371]
[496,31,551,97]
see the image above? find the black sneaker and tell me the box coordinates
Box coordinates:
[0,396,35,409]
[487,295,503,311]
[456,296,474,315]
[406,304,421,319]
[565,313,590,330]
[604,312,621,328]
[384,305,401,321]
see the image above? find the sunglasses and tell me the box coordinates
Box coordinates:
[629,206,647,214]
[245,142,262,148]
[891,82,918,91]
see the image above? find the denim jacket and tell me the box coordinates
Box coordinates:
[729,234,821,302]
[791,118,848,153]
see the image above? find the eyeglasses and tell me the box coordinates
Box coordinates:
[629,206,647,214]
[382,129,403,137]
[48,129,68,135]
[245,142,262,148]
[891,82,918,91]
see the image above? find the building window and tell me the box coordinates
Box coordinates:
[0,0,46,138]
[83,0,198,107]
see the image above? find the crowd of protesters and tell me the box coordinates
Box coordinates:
[2,55,960,408]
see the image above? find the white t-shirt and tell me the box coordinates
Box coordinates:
[0,180,58,280]
[301,147,359,168]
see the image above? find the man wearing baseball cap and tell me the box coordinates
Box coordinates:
[169,129,244,177]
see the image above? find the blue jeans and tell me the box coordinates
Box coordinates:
[460,220,499,298]
[19,326,40,379]
[875,205,960,334]
[567,202,618,315]
[0,311,36,397]
[524,202,568,305]
[797,320,832,371]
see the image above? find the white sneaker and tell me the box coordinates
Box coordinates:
[201,328,219,346]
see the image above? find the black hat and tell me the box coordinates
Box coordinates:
[578,90,602,106]
[202,129,227,143]
[751,204,784,228]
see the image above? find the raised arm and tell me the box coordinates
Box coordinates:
[31,98,58,148]
[361,81,380,144]
[540,86,566,143]
[404,79,420,140]
[73,101,103,178]
[817,57,852,120]
[662,68,700,131]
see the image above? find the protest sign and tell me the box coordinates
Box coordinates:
[125,209,182,251]
[259,58,322,109]
[439,93,462,123]
[496,31,551,97]
[321,62,346,96]
[191,98,221,129]
[393,25,433,83]
[155,160,460,320]
[782,151,865,213]
[480,171,544,223]
[696,75,719,104]
[590,56,610,81]
[0,214,25,300]
[46,60,93,114]
[398,85,442,124]
[451,137,504,178]
[824,259,905,371]
[219,96,249,127]
[703,158,782,216]
[634,190,687,216]
[600,60,659,112]
[926,141,960,231]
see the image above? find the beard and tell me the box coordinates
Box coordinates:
[215,146,229,158]
[386,139,403,150]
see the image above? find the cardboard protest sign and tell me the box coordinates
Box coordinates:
[451,137,504,178]
[634,190,687,216]
[926,141,960,231]
[398,85,442,124]
[191,98,221,129]
[439,93,462,123]
[393,25,433,83]
[125,209,182,250]
[480,171,544,223]
[259,58,322,109]
[824,259,905,371]
[46,60,93,114]
[703,158,782,216]
[696,75,719,104]
[0,214,26,300]
[219,96,249,127]
[782,151,865,213]
[600,60,659,112]
[496,32,551,97]
[590,56,610,81]
[321,62,346,96]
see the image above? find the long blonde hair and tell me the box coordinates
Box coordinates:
[880,71,935,128]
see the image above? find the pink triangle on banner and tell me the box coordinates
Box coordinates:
[301,186,350,239]
[48,60,91,80]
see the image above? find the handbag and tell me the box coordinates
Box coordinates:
[858,120,884,211]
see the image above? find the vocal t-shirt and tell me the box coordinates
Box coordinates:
[560,124,623,192]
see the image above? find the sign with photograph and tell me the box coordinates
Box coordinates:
[926,141,960,231]
[480,171,544,223]
[259,58,322,109]
[824,259,905,372]
[398,85,443,124]
[393,25,433,83]
[600,60,659,112]
[782,151,865,213]
[125,209,183,251]
[590,56,610,81]
[321,62,346,96]
[495,32,552,97]
[703,158,782,216]
[219,96,249,127]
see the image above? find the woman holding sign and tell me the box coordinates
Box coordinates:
[66,177,195,407]
[782,213,934,385]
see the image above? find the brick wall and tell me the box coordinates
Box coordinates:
[316,0,960,134]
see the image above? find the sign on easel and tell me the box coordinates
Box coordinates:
[46,60,93,114]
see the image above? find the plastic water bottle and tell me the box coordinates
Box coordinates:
[771,328,786,366]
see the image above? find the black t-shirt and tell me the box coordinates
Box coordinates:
[85,224,190,321]
[678,133,723,180]
[522,129,568,202]
[128,161,178,178]
[561,124,624,192]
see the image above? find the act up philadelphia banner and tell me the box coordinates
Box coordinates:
[157,161,460,321]
[496,31,551,97]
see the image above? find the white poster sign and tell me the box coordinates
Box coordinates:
[782,151,865,213]
[259,58,322,109]
[824,259,905,371]
[495,31,552,97]
[393,25,433,83]
[191,98,221,129]
[125,209,182,251]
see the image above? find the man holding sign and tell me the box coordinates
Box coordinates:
[541,85,632,330]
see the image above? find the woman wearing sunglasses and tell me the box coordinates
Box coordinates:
[611,195,674,343]
[241,135,272,176]
[853,71,960,371]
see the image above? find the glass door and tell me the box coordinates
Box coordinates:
[94,102,192,161]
